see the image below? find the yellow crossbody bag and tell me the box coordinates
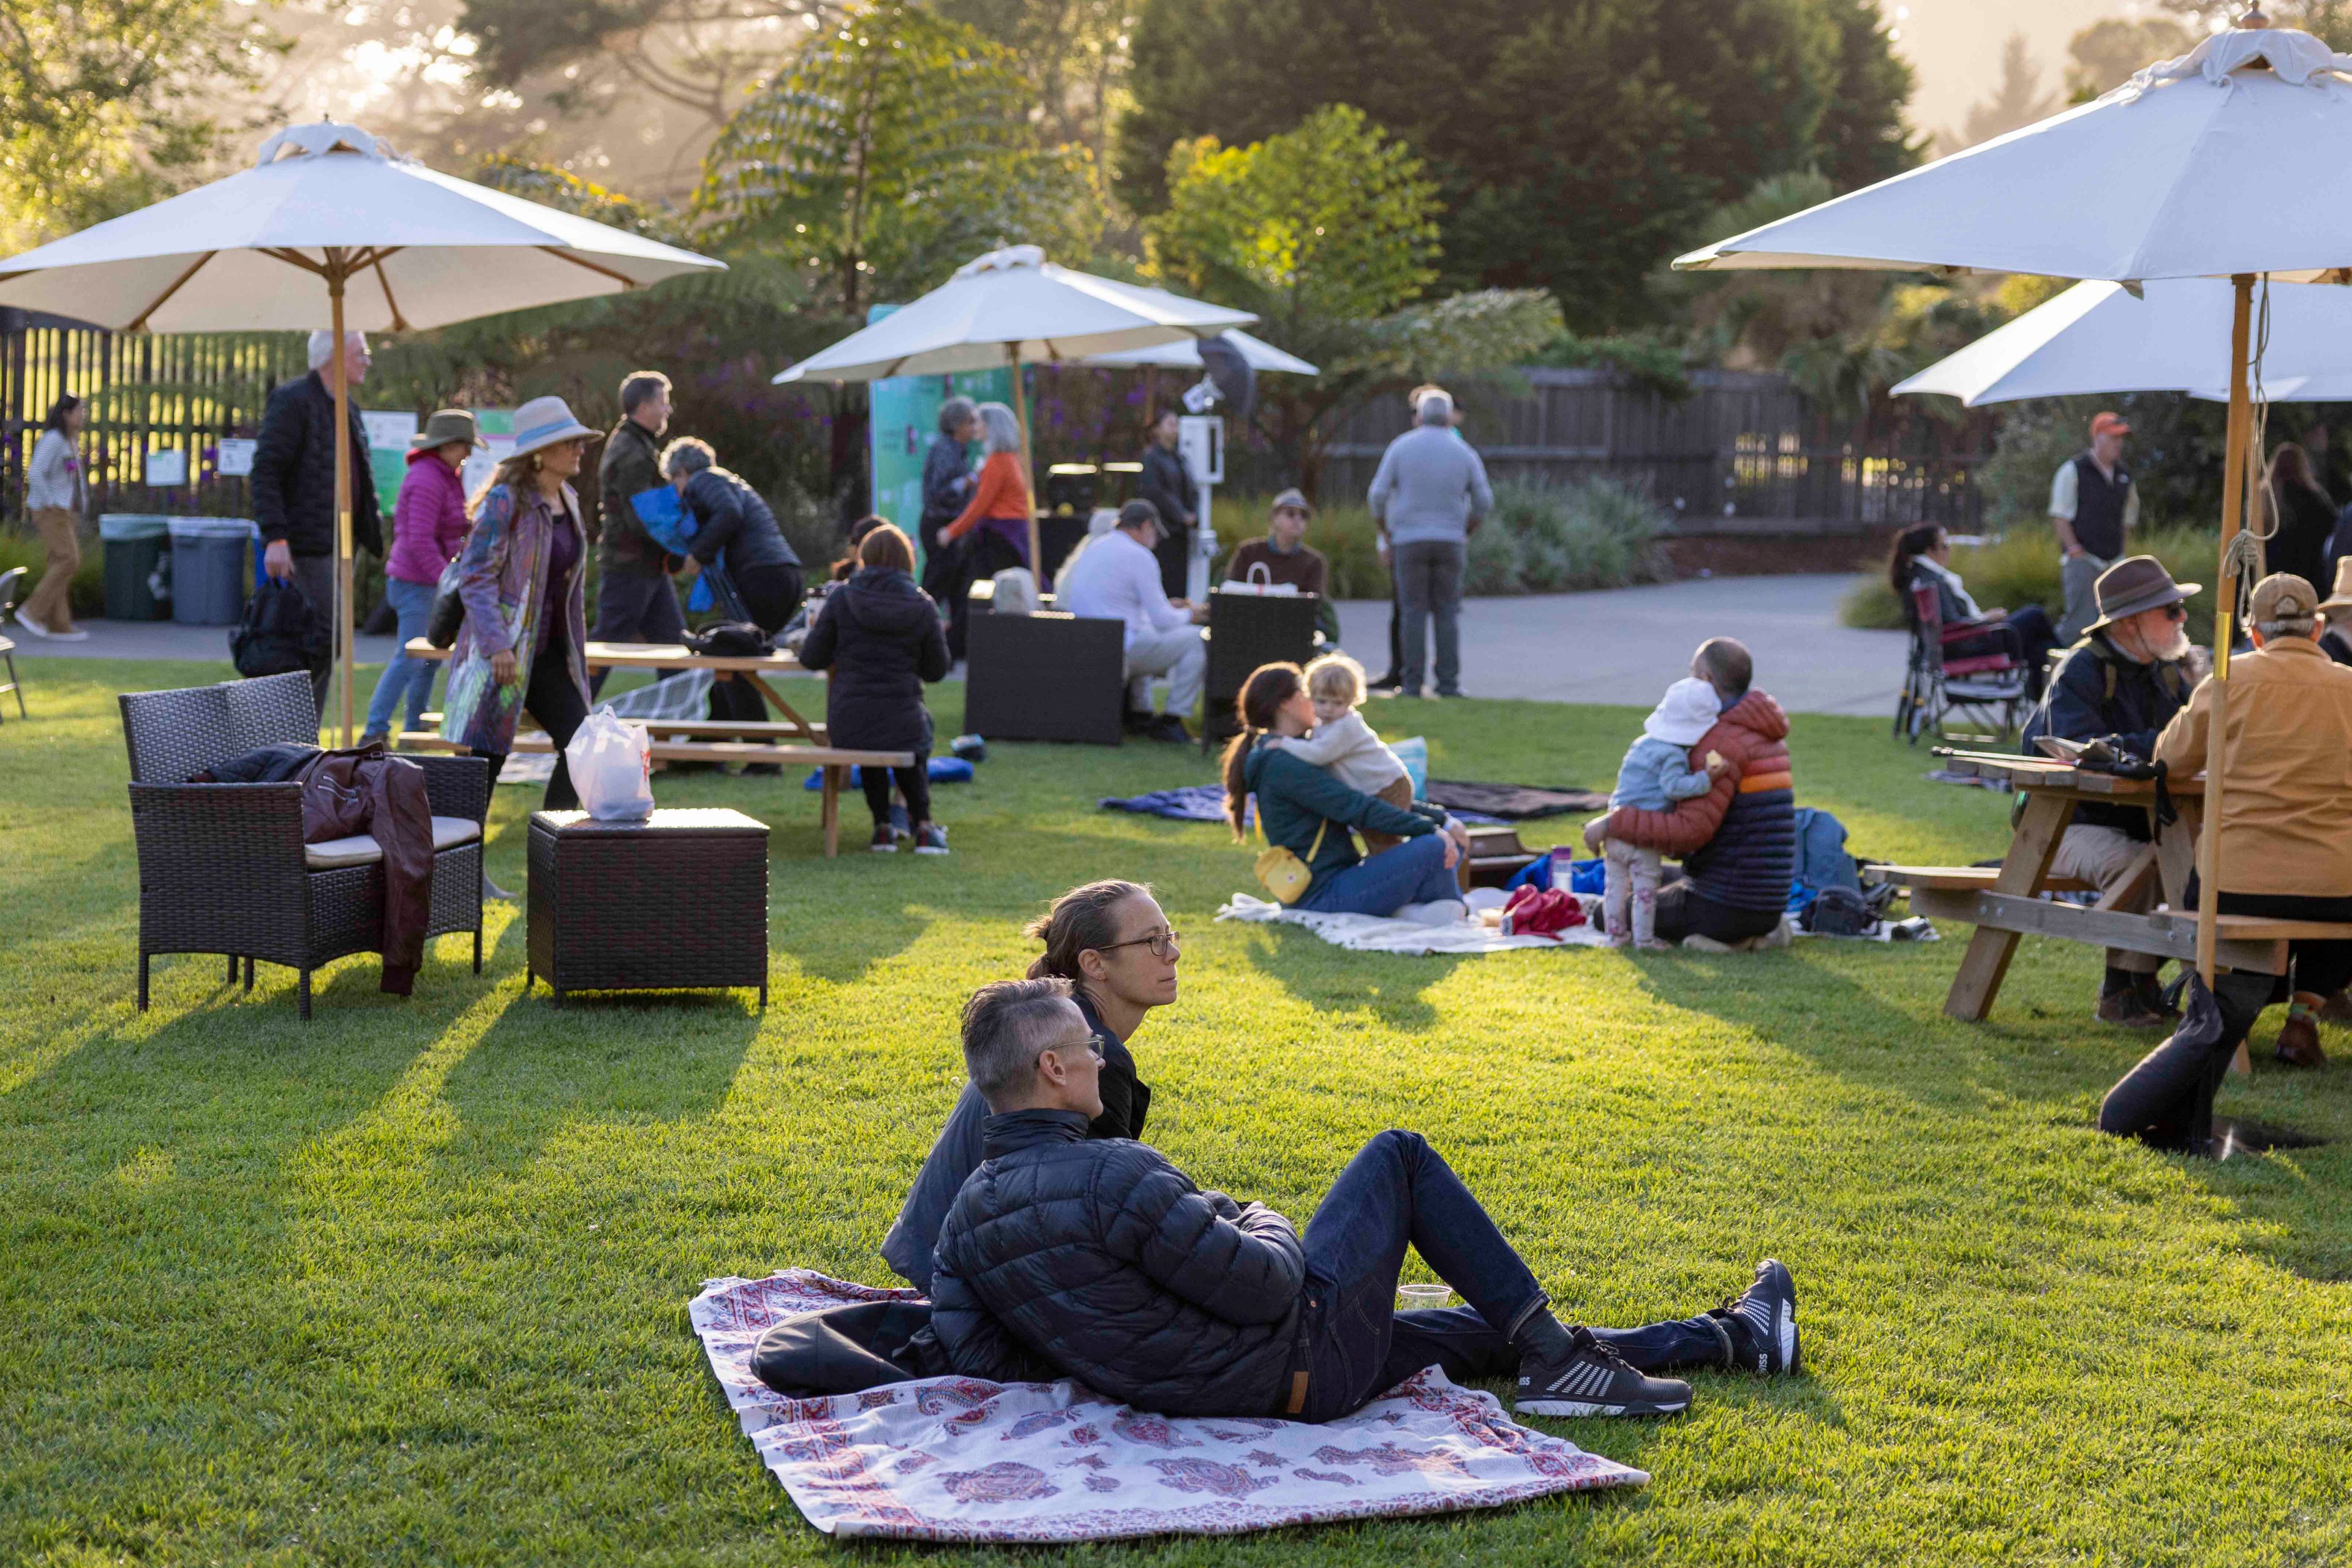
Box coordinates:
[1254,815,1329,905]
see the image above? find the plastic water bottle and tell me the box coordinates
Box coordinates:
[1550,843,1575,894]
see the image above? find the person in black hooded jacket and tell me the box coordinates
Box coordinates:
[929,978,1805,1423]
[797,522,952,853]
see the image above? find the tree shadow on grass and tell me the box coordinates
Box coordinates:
[1237,924,1468,1033]
[1638,946,2352,1287]
[432,987,760,1184]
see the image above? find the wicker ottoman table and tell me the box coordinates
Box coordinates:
[526,808,769,1006]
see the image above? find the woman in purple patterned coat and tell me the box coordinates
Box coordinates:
[439,396,600,835]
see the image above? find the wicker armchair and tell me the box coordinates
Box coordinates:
[120,671,491,1019]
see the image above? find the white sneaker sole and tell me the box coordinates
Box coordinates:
[1515,1393,1687,1418]
[870,843,898,854]
[914,845,950,856]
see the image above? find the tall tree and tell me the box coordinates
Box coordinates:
[2066,17,2194,99]
[1946,33,2058,153]
[0,0,269,246]
[1145,106,1557,496]
[1811,0,1920,190]
[695,0,1100,316]
[1114,0,1913,335]
[932,0,1136,177]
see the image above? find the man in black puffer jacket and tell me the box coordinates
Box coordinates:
[929,979,1804,1422]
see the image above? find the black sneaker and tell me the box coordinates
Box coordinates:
[1515,1328,1692,1417]
[869,826,898,853]
[1367,671,1403,693]
[1144,714,1193,745]
[2131,971,2182,1023]
[913,823,950,856]
[1710,1259,1801,1376]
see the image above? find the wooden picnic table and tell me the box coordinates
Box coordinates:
[404,638,821,743]
[396,638,912,858]
[1875,750,2352,1072]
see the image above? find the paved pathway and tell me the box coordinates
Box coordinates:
[1333,573,1905,717]
[13,573,1907,717]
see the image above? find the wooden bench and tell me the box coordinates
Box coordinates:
[396,729,913,858]
[418,712,827,745]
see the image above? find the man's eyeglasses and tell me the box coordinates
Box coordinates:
[1095,929,1182,960]
[2160,603,2188,621]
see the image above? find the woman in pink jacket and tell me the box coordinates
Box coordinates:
[362,409,477,747]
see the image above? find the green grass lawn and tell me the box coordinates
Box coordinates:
[4,658,2350,1566]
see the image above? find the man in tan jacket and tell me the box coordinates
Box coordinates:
[2103,574,2352,1155]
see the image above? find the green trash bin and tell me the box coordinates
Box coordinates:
[100,514,172,621]
[167,518,255,626]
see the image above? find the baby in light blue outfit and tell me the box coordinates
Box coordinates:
[1604,677,1727,947]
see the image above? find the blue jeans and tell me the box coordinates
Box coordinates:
[1297,1131,1727,1422]
[363,576,442,737]
[1299,832,1457,916]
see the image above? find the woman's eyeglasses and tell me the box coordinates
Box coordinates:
[1095,930,1182,960]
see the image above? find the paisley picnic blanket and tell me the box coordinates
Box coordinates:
[689,1270,1648,1544]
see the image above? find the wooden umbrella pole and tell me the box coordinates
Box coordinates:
[330,269,355,747]
[1011,344,1042,577]
[2196,273,2256,984]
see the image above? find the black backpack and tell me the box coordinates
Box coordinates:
[686,621,773,658]
[231,578,330,678]
[1801,886,1879,937]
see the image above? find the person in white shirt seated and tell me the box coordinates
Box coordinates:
[1889,524,2059,694]
[1057,499,1207,744]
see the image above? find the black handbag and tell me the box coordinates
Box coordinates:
[230,578,329,677]
[426,557,467,649]
[686,621,774,657]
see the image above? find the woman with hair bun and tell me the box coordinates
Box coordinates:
[881,879,1180,1293]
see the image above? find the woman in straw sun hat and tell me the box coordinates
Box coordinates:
[440,396,600,832]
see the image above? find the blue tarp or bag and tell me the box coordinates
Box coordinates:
[804,756,975,789]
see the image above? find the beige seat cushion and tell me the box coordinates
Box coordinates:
[304,815,483,870]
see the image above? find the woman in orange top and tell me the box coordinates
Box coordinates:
[941,400,1033,657]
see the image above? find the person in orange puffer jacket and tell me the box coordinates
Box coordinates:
[1582,638,1796,948]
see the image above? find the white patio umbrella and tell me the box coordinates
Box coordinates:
[0,119,724,741]
[1893,279,2352,405]
[1080,329,1317,375]
[774,245,1254,569]
[1676,13,2352,984]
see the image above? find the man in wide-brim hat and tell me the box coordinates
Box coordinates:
[2021,555,2203,1029]
[2314,557,2352,666]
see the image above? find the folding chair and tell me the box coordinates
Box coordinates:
[0,567,26,723]
[1894,583,2029,745]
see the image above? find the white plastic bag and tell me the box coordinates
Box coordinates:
[1218,561,1300,596]
[566,707,655,821]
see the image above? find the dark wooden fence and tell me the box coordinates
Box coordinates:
[1,309,307,521]
[1319,368,1987,536]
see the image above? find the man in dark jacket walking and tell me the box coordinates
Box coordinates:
[2019,557,2200,1027]
[929,978,1802,1422]
[252,330,385,717]
[590,370,684,695]
[1137,409,1197,599]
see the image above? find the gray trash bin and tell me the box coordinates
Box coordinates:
[167,518,256,626]
[100,514,173,621]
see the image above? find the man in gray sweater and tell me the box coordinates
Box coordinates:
[1368,390,1493,697]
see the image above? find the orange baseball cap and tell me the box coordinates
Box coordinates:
[2090,411,2131,437]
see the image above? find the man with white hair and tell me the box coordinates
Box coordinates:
[1057,498,1207,743]
[1368,390,1491,698]
[253,329,382,715]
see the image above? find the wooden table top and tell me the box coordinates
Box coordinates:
[405,638,805,674]
[1934,749,2200,797]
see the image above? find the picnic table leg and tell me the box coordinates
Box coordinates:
[747,674,820,744]
[821,764,842,858]
[1944,791,2074,1022]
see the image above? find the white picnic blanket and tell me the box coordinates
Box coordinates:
[1215,893,1612,954]
[689,1270,1647,1544]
